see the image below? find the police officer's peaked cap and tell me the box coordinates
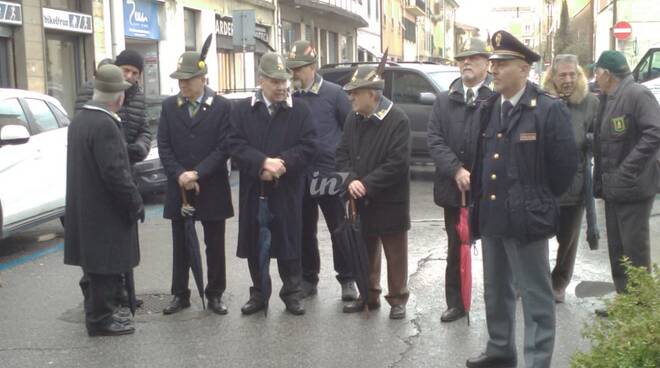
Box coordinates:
[94,64,132,92]
[455,38,491,60]
[343,65,385,91]
[595,50,631,74]
[489,30,540,64]
[170,51,208,80]
[286,40,319,69]
[259,52,292,81]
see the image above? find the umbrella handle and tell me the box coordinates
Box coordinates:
[349,198,357,221]
[461,191,466,208]
[180,186,190,206]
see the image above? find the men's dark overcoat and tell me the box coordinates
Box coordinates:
[228,94,318,260]
[427,75,494,207]
[336,97,411,236]
[64,101,143,274]
[157,86,234,221]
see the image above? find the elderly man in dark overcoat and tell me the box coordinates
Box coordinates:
[158,50,234,315]
[64,64,144,337]
[228,52,318,316]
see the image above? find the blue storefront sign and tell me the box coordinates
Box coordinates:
[123,0,159,40]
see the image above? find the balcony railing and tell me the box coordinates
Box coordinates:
[405,0,426,17]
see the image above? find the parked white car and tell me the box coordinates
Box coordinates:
[633,45,660,103]
[0,89,69,239]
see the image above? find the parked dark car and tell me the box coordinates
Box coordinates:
[133,95,168,195]
[319,61,460,162]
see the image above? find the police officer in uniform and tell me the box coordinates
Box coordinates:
[427,38,494,323]
[286,40,357,300]
[158,46,234,315]
[467,31,577,368]
[64,65,144,337]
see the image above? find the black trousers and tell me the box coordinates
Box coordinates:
[247,256,302,304]
[171,220,226,299]
[604,198,654,293]
[301,192,352,285]
[552,204,585,292]
[80,271,121,327]
[443,207,463,311]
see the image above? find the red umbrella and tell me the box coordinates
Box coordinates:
[456,191,472,325]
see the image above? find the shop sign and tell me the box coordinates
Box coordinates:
[42,8,92,34]
[0,1,22,26]
[124,0,160,40]
[215,14,270,43]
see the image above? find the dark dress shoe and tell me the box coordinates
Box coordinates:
[341,282,358,301]
[113,308,133,325]
[466,353,516,368]
[87,320,135,337]
[342,300,380,313]
[208,296,228,315]
[301,281,317,299]
[441,307,466,322]
[162,296,191,315]
[241,298,265,315]
[390,305,406,319]
[285,299,305,316]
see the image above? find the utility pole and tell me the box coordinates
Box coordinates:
[610,0,617,50]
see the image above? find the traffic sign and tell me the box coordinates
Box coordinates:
[613,21,632,41]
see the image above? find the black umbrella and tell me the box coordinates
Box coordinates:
[332,197,370,315]
[180,187,206,309]
[584,133,600,250]
[124,270,137,316]
[257,182,274,316]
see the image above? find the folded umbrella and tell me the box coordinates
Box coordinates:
[124,270,137,316]
[584,136,600,250]
[456,191,473,325]
[180,187,206,309]
[257,181,274,316]
[332,197,370,316]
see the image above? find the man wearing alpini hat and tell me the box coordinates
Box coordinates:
[336,58,412,320]
[228,52,318,316]
[286,40,356,301]
[467,31,577,368]
[65,64,145,336]
[158,38,234,316]
[592,50,660,315]
[427,37,494,323]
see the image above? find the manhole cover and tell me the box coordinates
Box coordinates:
[136,293,171,315]
[575,281,616,298]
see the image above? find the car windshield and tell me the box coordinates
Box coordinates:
[428,71,460,91]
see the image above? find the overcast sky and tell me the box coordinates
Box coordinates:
[456,0,541,39]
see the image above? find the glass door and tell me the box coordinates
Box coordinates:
[45,33,84,115]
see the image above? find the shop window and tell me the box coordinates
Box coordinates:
[44,0,82,10]
[320,29,328,65]
[305,25,313,42]
[184,8,198,51]
[328,32,338,64]
[282,20,300,54]
[45,33,84,115]
[25,98,60,133]
[341,35,354,62]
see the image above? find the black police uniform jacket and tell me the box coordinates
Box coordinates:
[157,87,234,221]
[64,101,143,274]
[470,82,578,242]
[428,75,494,208]
[336,97,411,236]
[228,93,318,260]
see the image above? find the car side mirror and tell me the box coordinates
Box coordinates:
[0,125,30,146]
[419,92,436,105]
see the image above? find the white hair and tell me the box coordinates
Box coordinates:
[92,90,123,104]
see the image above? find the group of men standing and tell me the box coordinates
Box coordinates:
[62,29,659,368]
[429,31,659,368]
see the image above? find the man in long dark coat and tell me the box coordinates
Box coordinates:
[64,64,144,337]
[228,52,318,316]
[336,64,411,320]
[286,40,356,301]
[158,50,234,315]
[427,38,493,322]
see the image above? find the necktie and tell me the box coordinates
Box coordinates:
[466,88,475,106]
[188,100,200,117]
[501,101,513,130]
[268,103,277,117]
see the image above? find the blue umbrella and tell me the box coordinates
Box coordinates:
[180,187,206,309]
[257,182,274,316]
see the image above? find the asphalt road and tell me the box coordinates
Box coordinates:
[1,168,658,368]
